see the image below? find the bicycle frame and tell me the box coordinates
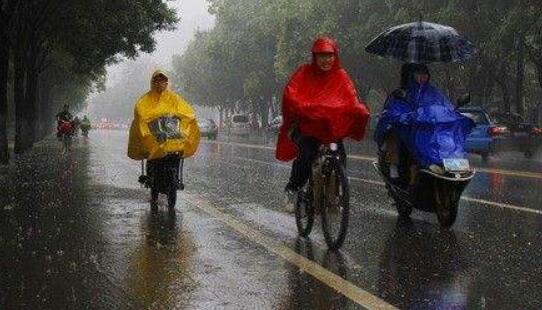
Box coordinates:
[296,142,350,250]
[312,143,344,204]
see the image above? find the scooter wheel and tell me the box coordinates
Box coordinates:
[437,204,458,228]
[434,185,458,228]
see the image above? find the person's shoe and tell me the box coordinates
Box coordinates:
[283,188,297,213]
[138,175,151,186]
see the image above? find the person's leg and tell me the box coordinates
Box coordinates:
[287,132,320,191]
[338,141,347,168]
[384,133,400,180]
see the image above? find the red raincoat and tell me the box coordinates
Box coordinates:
[276,37,370,161]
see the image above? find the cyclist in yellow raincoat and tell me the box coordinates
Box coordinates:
[128,70,200,161]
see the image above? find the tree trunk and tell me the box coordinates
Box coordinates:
[38,78,53,139]
[0,36,10,164]
[536,62,542,99]
[495,63,511,113]
[515,36,525,116]
[26,50,39,143]
[13,47,33,154]
[218,106,224,127]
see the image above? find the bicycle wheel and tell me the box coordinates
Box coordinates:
[321,158,350,251]
[295,178,315,237]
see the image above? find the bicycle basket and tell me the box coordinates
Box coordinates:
[148,116,183,144]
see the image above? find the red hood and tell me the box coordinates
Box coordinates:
[275,37,370,162]
[311,36,341,72]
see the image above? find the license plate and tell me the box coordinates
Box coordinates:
[443,158,470,172]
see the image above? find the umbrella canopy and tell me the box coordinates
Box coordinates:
[365,21,476,64]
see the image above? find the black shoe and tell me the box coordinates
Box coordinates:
[138,175,151,187]
[285,182,299,192]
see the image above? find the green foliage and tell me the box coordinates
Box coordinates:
[174,0,542,123]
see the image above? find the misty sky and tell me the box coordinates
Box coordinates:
[104,0,215,87]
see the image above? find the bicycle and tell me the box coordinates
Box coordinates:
[58,120,74,154]
[295,142,350,251]
[140,154,184,211]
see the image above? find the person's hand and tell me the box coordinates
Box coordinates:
[391,88,407,100]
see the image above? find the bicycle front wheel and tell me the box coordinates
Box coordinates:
[321,158,350,251]
[295,178,315,237]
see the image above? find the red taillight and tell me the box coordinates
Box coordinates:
[531,127,542,135]
[489,126,508,137]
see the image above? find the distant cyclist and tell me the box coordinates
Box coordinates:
[56,104,74,153]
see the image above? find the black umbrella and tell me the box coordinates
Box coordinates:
[365,21,476,64]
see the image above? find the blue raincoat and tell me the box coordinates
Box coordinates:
[375,81,474,167]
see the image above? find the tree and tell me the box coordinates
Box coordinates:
[174,0,542,126]
[0,0,177,161]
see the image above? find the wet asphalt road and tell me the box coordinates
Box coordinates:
[1,130,541,309]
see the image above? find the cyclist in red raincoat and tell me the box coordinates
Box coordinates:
[276,36,370,210]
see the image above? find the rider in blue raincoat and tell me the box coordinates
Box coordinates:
[375,64,474,179]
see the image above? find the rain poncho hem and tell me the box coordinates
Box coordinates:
[375,82,474,167]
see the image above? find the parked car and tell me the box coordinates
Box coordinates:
[492,112,542,158]
[459,107,542,160]
[229,114,251,137]
[200,119,218,140]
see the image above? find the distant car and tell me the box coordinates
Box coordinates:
[491,112,542,158]
[459,107,542,160]
[229,114,251,137]
[200,119,218,140]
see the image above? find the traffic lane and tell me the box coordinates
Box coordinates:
[89,134,367,309]
[0,138,359,310]
[97,130,542,309]
[188,141,542,309]
[222,134,542,171]
[201,140,542,213]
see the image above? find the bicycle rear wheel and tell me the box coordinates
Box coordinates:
[321,158,350,251]
[295,178,315,237]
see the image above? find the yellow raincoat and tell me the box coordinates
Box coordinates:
[128,71,200,160]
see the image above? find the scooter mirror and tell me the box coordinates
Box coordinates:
[456,93,471,107]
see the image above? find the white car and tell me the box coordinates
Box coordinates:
[229,114,251,137]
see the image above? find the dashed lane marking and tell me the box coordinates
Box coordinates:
[89,139,398,310]
[183,194,398,310]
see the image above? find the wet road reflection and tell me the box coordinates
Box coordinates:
[281,238,352,309]
[2,131,541,309]
[376,220,470,309]
[127,209,196,309]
